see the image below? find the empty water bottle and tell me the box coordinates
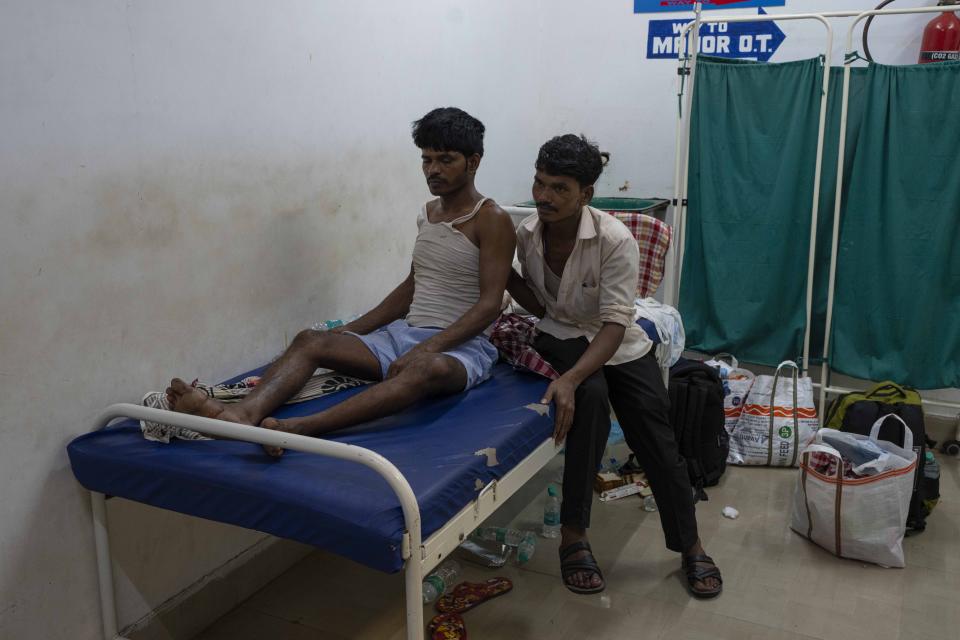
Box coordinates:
[422,560,460,604]
[542,484,561,538]
[474,526,524,547]
[925,451,939,474]
[643,494,658,512]
[517,531,537,564]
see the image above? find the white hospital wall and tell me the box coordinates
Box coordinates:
[0,2,546,638]
[1,1,955,639]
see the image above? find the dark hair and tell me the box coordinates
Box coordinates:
[412,107,485,158]
[535,134,603,187]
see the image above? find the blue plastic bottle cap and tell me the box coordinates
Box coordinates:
[547,485,559,497]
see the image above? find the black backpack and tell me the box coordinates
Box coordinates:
[836,393,933,532]
[668,359,728,501]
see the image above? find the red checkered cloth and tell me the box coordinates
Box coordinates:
[606,211,672,299]
[490,313,559,380]
[807,451,865,480]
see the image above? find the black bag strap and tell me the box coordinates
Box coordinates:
[684,385,705,460]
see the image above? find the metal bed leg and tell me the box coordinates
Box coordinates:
[404,551,425,640]
[91,491,124,640]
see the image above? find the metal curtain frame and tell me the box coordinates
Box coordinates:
[817,4,960,419]
[87,404,558,640]
[664,4,960,414]
[669,10,835,378]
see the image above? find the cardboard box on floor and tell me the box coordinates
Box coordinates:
[594,471,652,502]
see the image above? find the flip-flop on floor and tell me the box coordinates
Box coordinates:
[435,577,513,614]
[428,612,467,640]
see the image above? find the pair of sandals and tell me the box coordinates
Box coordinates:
[559,540,723,599]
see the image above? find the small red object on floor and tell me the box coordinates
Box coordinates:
[435,577,513,614]
[428,612,467,640]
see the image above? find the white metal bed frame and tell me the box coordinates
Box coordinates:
[88,403,558,640]
[667,3,960,418]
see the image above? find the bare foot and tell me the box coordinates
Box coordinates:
[166,378,253,424]
[260,417,302,458]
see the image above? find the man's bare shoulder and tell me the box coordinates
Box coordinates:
[473,200,517,250]
[475,200,515,230]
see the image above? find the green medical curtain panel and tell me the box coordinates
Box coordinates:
[831,61,960,389]
[809,67,868,361]
[680,57,825,366]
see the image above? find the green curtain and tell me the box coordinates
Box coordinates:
[808,66,868,361]
[831,61,960,389]
[680,57,825,365]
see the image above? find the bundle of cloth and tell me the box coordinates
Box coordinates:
[493,297,684,381]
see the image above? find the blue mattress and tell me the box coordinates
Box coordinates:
[68,364,552,573]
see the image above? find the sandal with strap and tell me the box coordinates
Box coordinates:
[428,612,467,640]
[559,540,606,595]
[435,577,513,614]
[682,553,723,599]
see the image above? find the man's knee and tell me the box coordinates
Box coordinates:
[290,328,332,355]
[404,353,463,387]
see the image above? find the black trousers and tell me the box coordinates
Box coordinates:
[534,332,699,553]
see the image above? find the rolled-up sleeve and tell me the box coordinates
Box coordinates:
[598,234,639,327]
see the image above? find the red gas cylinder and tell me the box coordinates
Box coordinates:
[919,1,960,64]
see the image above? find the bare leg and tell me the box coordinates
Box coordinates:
[260,353,467,457]
[167,330,381,426]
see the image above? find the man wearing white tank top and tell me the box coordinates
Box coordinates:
[165,108,516,455]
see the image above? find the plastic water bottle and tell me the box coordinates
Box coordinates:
[422,560,460,604]
[925,451,940,479]
[542,485,561,538]
[474,526,524,547]
[643,494,658,512]
[517,531,537,564]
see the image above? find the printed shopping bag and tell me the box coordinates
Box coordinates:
[728,360,818,466]
[704,353,756,434]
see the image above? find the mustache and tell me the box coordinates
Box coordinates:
[535,202,557,212]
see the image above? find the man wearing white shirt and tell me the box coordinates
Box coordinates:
[507,134,722,599]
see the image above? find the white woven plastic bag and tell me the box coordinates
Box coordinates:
[727,360,818,466]
[790,416,917,568]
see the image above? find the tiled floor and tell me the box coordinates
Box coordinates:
[194,447,960,640]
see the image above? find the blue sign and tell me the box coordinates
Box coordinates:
[646,9,785,61]
[635,0,785,13]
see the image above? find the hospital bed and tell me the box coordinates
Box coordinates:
[68,202,670,640]
[68,362,555,640]
[67,317,664,640]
